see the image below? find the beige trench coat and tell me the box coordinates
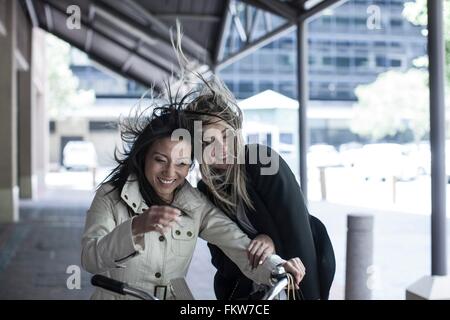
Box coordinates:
[81,176,284,299]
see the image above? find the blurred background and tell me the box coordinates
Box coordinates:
[0,0,449,300]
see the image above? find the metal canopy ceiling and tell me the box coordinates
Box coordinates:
[23,0,343,90]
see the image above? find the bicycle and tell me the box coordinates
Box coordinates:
[90,265,294,300]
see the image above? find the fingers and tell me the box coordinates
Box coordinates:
[248,241,263,269]
[258,249,270,266]
[147,206,182,234]
[283,259,306,288]
[293,258,306,276]
[254,244,267,268]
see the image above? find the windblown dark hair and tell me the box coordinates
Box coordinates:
[101,100,195,208]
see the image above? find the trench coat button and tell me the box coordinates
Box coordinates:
[124,195,128,200]
[155,272,161,278]
[159,235,165,242]
[175,230,181,236]
[132,203,136,208]
[187,231,192,237]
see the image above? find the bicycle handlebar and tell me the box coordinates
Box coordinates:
[91,275,158,300]
[91,275,126,295]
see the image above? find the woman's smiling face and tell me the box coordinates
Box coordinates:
[202,120,235,170]
[144,137,192,203]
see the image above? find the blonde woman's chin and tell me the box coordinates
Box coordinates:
[210,163,231,170]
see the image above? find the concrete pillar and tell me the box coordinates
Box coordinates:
[32,29,48,198]
[406,0,450,300]
[18,13,36,199]
[0,0,19,222]
[345,214,374,300]
[296,19,309,199]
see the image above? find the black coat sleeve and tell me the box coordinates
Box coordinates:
[244,144,322,299]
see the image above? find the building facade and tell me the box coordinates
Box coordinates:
[56,0,427,170]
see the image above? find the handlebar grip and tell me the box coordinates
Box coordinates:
[91,275,126,295]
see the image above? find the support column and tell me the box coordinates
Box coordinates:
[428,0,447,277]
[32,29,48,198]
[18,15,36,199]
[406,0,449,300]
[296,19,309,198]
[0,0,19,222]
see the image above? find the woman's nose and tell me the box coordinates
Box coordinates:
[163,164,176,177]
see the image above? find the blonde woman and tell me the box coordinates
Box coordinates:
[185,78,336,300]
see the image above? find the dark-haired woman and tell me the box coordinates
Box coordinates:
[81,106,306,300]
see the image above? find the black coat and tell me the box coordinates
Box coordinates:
[197,144,336,300]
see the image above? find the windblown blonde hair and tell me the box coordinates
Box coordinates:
[170,21,254,216]
[184,77,255,216]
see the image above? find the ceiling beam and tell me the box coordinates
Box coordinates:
[44,3,53,31]
[214,0,233,65]
[300,0,347,21]
[85,5,95,52]
[121,0,212,66]
[24,0,39,28]
[155,14,221,23]
[216,22,295,70]
[43,25,163,90]
[255,0,298,21]
[40,0,175,75]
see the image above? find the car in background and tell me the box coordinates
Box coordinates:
[339,142,363,168]
[307,144,342,168]
[63,141,98,171]
[354,143,419,182]
[403,142,430,176]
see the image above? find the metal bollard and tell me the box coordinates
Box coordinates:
[345,214,374,300]
[319,166,327,201]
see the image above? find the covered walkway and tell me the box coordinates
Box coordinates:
[1,0,448,299]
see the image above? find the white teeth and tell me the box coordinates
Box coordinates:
[158,177,175,184]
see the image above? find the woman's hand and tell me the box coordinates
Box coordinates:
[281,258,306,289]
[132,205,181,235]
[247,234,275,269]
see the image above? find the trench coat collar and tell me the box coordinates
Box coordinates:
[120,175,201,217]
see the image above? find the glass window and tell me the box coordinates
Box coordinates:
[376,55,387,67]
[239,55,254,72]
[336,17,350,25]
[259,81,274,92]
[279,82,295,97]
[390,19,403,28]
[247,134,259,144]
[239,81,253,92]
[355,57,368,67]
[390,59,402,67]
[262,133,272,147]
[280,133,294,145]
[279,37,294,49]
[336,57,350,68]
[258,54,274,72]
[323,57,333,66]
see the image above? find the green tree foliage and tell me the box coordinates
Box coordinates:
[351,69,429,143]
[351,1,450,142]
[45,34,95,118]
[403,0,450,83]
